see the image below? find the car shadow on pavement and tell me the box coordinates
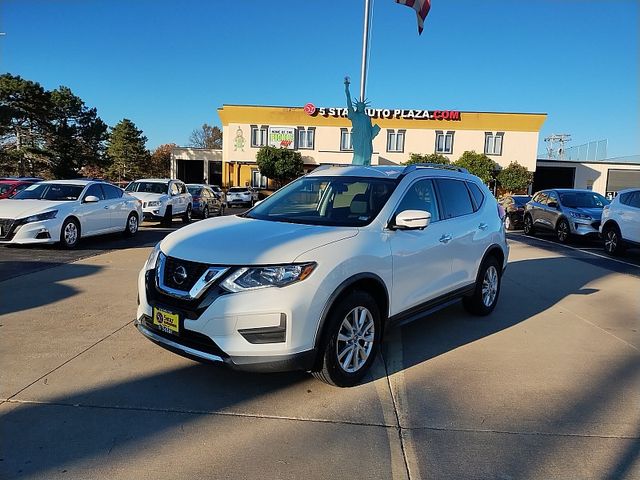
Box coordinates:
[377,256,611,380]
[0,366,312,479]
[0,263,103,316]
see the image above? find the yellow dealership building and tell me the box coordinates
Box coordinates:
[171,103,547,188]
[214,104,547,189]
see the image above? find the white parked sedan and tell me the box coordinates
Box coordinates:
[0,180,143,248]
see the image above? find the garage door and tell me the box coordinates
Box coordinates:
[606,169,640,197]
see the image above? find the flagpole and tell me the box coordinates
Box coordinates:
[359,0,372,101]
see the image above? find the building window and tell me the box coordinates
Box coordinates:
[340,128,353,151]
[386,129,405,153]
[485,132,504,156]
[298,127,315,149]
[435,131,454,154]
[250,125,268,148]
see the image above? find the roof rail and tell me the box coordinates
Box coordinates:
[401,163,469,174]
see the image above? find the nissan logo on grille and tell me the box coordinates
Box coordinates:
[172,265,188,286]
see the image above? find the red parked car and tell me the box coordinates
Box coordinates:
[0,178,42,199]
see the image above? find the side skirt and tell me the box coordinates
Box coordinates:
[387,284,476,329]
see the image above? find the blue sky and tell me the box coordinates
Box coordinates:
[2,0,638,157]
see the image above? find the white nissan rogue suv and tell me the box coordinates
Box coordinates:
[136,164,509,386]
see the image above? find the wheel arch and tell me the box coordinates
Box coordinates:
[479,243,506,275]
[602,219,620,232]
[311,273,389,367]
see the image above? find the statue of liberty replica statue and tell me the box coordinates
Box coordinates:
[344,77,380,166]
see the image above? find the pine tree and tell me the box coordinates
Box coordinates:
[106,119,149,182]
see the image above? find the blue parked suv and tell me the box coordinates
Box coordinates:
[523,189,609,243]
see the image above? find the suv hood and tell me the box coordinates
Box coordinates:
[0,199,68,219]
[127,192,167,202]
[160,215,359,265]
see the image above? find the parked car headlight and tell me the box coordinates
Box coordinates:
[569,211,592,220]
[147,201,162,207]
[221,263,317,292]
[20,210,58,224]
[145,243,162,271]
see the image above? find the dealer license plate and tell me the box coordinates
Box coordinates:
[153,307,180,334]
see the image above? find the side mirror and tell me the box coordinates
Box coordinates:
[84,195,100,203]
[393,210,431,230]
[548,201,559,209]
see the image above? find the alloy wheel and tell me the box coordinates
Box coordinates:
[64,222,78,245]
[605,230,618,253]
[335,306,375,373]
[128,215,138,234]
[482,265,499,307]
[557,221,569,242]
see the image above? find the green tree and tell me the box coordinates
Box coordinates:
[106,119,149,182]
[497,161,533,193]
[189,124,222,149]
[403,153,450,165]
[454,151,498,183]
[148,143,176,178]
[256,146,304,188]
[0,74,52,176]
[47,86,108,178]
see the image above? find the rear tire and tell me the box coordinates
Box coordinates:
[556,218,570,244]
[312,291,381,387]
[182,204,192,224]
[504,215,513,231]
[162,206,173,227]
[202,206,210,219]
[123,212,138,237]
[463,256,502,316]
[60,218,80,249]
[603,224,624,256]
[523,215,535,236]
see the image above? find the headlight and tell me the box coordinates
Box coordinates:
[145,243,162,271]
[569,211,592,220]
[21,210,58,224]
[221,263,316,292]
[147,201,162,207]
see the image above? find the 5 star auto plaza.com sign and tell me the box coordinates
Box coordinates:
[303,102,462,121]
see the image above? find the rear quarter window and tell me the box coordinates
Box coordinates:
[467,182,485,211]
[436,178,475,219]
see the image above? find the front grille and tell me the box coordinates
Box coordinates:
[0,218,15,239]
[163,256,209,292]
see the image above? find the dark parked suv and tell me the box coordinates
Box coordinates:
[523,189,609,243]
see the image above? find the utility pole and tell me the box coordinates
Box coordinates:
[544,134,572,160]
[359,0,372,101]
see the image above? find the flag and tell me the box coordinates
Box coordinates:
[396,0,431,35]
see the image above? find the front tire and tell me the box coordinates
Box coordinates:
[603,224,624,256]
[162,206,173,227]
[312,291,381,387]
[523,215,535,236]
[60,218,80,249]
[556,218,570,244]
[123,212,139,237]
[202,206,210,219]
[463,256,502,316]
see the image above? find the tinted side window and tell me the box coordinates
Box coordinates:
[547,191,559,205]
[396,179,439,221]
[170,183,180,195]
[436,179,474,219]
[629,192,640,208]
[84,184,105,200]
[102,184,123,199]
[467,182,485,211]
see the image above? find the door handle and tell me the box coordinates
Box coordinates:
[479,223,488,230]
[103,205,110,209]
[439,234,452,244]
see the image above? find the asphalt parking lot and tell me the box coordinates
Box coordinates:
[1,222,639,479]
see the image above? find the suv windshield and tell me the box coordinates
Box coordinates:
[13,183,84,201]
[560,191,608,208]
[246,176,397,227]
[125,181,168,194]
[229,187,249,193]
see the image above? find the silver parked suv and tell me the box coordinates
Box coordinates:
[523,189,609,243]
